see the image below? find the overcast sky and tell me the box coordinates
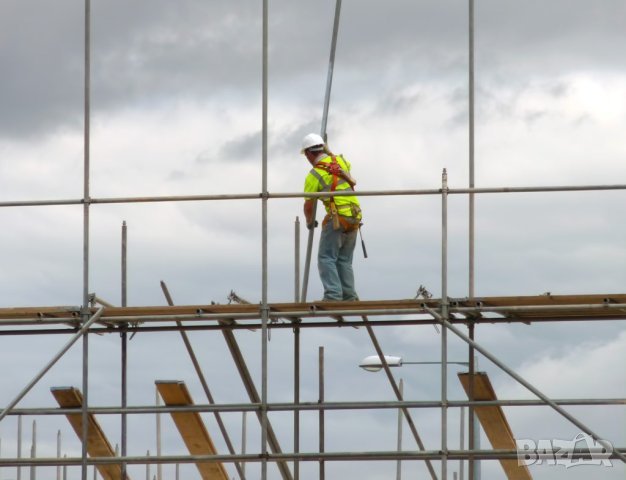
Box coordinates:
[1,1,626,479]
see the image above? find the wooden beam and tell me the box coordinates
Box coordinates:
[51,387,129,480]
[4,293,626,323]
[458,372,532,480]
[156,381,229,480]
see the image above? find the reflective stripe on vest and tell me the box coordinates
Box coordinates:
[307,155,360,217]
[308,169,350,191]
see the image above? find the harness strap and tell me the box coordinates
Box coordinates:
[308,169,349,191]
[315,155,341,193]
[314,156,361,230]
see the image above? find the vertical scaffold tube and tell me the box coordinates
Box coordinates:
[81,2,91,479]
[318,347,325,480]
[261,0,269,478]
[56,430,61,480]
[468,1,477,477]
[18,415,22,480]
[294,217,301,480]
[441,169,449,479]
[121,221,128,480]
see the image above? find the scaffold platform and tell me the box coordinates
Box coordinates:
[1,293,626,329]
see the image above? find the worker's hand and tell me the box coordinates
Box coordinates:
[307,220,318,230]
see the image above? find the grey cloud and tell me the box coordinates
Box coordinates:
[375,89,423,115]
[1,1,262,139]
[271,120,322,155]
[3,0,625,140]
[215,130,261,163]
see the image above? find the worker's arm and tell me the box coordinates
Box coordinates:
[303,199,317,229]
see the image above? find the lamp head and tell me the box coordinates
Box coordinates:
[359,355,403,372]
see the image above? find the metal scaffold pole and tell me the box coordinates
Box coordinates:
[81,1,92,479]
[441,169,449,479]
[293,217,301,480]
[318,347,325,480]
[261,0,270,478]
[121,221,128,480]
[467,1,477,477]
[301,0,343,302]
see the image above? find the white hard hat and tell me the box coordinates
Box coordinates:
[300,133,325,154]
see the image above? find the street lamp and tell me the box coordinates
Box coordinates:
[359,355,473,480]
[359,355,469,372]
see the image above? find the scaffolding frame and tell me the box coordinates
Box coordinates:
[1,1,625,480]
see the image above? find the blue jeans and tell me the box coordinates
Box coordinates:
[318,219,359,301]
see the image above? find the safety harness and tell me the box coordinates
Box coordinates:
[314,155,361,232]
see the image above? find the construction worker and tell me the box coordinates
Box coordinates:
[301,133,362,301]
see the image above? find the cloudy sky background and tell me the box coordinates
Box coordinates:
[1,0,626,479]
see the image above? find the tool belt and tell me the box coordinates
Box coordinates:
[323,203,362,232]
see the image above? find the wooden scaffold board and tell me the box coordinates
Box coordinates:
[51,387,130,480]
[156,380,229,480]
[458,372,532,480]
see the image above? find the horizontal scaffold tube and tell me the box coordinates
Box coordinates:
[2,183,626,208]
[0,448,623,466]
[1,397,624,417]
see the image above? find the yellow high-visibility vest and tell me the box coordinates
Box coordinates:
[304,154,361,217]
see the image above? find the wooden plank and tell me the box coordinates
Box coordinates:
[51,387,129,480]
[156,381,229,480]
[458,373,532,480]
[3,293,626,323]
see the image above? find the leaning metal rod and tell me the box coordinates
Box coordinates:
[362,316,438,480]
[0,307,104,423]
[160,281,245,480]
[424,305,626,464]
[301,0,343,302]
[294,218,300,303]
[321,0,342,136]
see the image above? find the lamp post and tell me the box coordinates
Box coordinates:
[359,355,473,480]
